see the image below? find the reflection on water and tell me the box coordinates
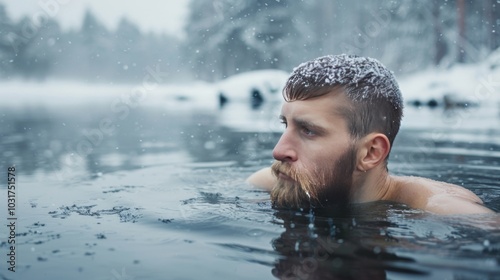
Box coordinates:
[1,100,500,279]
[271,205,423,280]
[0,102,280,179]
[271,204,500,279]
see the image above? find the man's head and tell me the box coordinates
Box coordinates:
[271,54,403,209]
[284,54,403,146]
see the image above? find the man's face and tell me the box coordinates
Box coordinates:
[271,92,357,209]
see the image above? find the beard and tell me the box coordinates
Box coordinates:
[270,146,356,209]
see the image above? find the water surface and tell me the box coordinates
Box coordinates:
[1,97,499,279]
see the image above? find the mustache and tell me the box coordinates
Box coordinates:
[271,161,294,180]
[271,161,320,200]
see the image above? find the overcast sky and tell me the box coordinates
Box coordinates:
[0,0,190,38]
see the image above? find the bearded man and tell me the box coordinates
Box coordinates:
[247,54,494,215]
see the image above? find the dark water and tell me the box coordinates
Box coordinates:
[1,98,500,280]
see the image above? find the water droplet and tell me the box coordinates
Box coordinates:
[204,141,216,150]
[247,229,264,237]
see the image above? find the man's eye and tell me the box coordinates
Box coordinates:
[279,119,287,127]
[302,127,315,136]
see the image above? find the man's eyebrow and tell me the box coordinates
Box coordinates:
[295,118,326,131]
[289,117,327,135]
[278,115,327,132]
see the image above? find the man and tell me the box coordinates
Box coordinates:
[247,54,494,215]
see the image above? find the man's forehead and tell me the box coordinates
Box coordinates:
[280,94,350,119]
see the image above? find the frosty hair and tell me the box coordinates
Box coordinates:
[283,54,404,150]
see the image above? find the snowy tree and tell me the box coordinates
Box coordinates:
[78,9,113,81]
[5,15,62,80]
[112,18,143,81]
[184,0,311,81]
[375,1,437,72]
[0,3,15,77]
[81,9,109,46]
[458,0,500,63]
[1,0,498,81]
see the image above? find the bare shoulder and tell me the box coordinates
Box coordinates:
[394,176,494,215]
[246,167,275,192]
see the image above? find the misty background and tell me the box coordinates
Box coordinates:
[1,3,500,279]
[1,0,498,83]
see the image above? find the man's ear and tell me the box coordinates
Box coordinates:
[356,133,390,171]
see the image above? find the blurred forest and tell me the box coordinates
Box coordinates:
[0,0,499,83]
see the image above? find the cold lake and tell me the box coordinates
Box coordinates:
[1,87,500,280]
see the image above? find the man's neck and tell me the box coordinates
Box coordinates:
[350,167,395,203]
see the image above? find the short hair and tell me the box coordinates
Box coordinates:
[283,54,404,150]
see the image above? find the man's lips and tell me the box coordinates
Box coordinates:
[278,171,294,181]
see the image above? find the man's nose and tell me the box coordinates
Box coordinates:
[272,132,298,162]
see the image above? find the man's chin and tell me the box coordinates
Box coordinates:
[270,180,351,210]
[270,180,314,210]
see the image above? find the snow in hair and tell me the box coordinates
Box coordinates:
[286,54,403,106]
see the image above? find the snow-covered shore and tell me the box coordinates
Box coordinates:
[1,53,499,111]
[399,50,500,107]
